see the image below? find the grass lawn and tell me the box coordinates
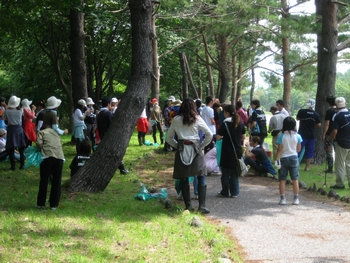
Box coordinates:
[0,131,243,263]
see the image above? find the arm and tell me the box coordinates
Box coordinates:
[275,144,282,161]
[322,120,330,141]
[329,129,338,142]
[210,117,215,125]
[296,143,301,153]
[268,117,276,133]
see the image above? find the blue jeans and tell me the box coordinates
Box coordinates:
[220,167,239,197]
[279,155,299,181]
[193,176,198,195]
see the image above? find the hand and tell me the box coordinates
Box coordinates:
[64,129,69,135]
[31,105,36,111]
[274,160,281,170]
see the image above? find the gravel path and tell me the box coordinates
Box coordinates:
[204,175,350,263]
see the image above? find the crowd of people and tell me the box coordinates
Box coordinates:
[1,93,349,212]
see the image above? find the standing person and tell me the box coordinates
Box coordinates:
[35,100,46,132]
[275,117,302,205]
[0,97,7,130]
[244,136,276,177]
[136,106,148,146]
[250,99,267,144]
[236,100,248,127]
[35,125,65,210]
[276,100,289,116]
[96,96,128,174]
[322,96,337,173]
[150,98,164,145]
[163,97,174,152]
[110,97,118,114]
[43,96,68,136]
[329,97,350,189]
[296,98,321,171]
[166,98,212,213]
[201,95,216,153]
[268,106,286,161]
[21,98,36,146]
[3,96,26,170]
[216,104,246,198]
[72,99,88,154]
[84,97,96,148]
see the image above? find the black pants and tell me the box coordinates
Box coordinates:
[152,121,164,143]
[244,157,267,174]
[37,157,63,208]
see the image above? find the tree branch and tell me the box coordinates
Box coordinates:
[286,58,317,73]
[337,37,350,52]
[338,13,350,26]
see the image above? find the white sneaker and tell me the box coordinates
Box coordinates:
[279,198,286,205]
[292,198,300,205]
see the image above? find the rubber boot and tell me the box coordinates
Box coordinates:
[142,137,146,145]
[198,185,210,214]
[138,137,143,146]
[180,181,193,211]
[160,137,164,145]
[9,152,15,171]
[325,160,333,173]
[19,147,25,170]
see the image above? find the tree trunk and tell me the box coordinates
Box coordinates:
[314,0,338,165]
[69,3,88,103]
[217,34,230,103]
[231,52,237,105]
[179,52,188,98]
[196,48,203,100]
[184,55,198,98]
[202,34,214,96]
[250,68,255,102]
[281,0,291,113]
[70,0,153,192]
[151,14,160,100]
[236,57,243,102]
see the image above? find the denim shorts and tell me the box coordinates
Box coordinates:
[279,155,299,181]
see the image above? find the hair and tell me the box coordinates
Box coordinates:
[213,102,221,109]
[37,100,45,108]
[195,99,202,109]
[236,100,243,109]
[223,104,240,128]
[79,140,92,156]
[178,98,198,126]
[250,99,260,108]
[282,117,296,134]
[102,97,111,107]
[75,103,85,111]
[250,136,261,145]
[326,96,336,106]
[205,95,213,105]
[276,100,284,106]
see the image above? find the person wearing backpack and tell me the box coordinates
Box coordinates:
[250,99,267,144]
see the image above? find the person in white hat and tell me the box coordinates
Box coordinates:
[296,98,321,171]
[84,97,96,148]
[21,98,37,146]
[110,97,118,114]
[329,97,350,189]
[43,96,68,136]
[72,99,89,154]
[3,96,26,170]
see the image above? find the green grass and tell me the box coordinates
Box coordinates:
[0,130,243,263]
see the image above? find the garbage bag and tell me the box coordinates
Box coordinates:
[174,177,194,195]
[134,184,168,201]
[24,146,42,169]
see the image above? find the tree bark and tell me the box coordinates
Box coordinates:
[179,52,188,98]
[281,0,291,113]
[217,34,230,103]
[250,68,255,102]
[151,14,160,100]
[184,55,198,99]
[70,0,153,192]
[314,0,338,165]
[231,52,237,105]
[203,34,214,96]
[69,2,88,103]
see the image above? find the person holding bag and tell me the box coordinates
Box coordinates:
[166,98,212,213]
[216,104,246,198]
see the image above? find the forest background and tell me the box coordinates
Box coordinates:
[0,0,350,192]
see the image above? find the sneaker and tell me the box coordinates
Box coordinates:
[330,185,345,189]
[120,169,129,175]
[292,198,300,205]
[35,205,45,209]
[50,207,58,210]
[231,195,237,198]
[217,192,229,198]
[279,198,286,205]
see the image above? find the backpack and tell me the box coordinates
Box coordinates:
[169,106,180,124]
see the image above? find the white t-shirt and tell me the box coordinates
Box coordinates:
[201,106,216,135]
[276,131,302,158]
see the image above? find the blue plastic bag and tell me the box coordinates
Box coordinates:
[24,146,42,169]
[134,184,168,201]
[216,139,222,168]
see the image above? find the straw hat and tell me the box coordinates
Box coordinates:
[8,96,21,108]
[46,96,62,109]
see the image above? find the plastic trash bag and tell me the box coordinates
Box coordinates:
[24,146,42,169]
[174,177,194,195]
[134,184,168,201]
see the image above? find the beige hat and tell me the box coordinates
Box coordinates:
[167,95,175,102]
[111,97,118,103]
[0,128,6,136]
[21,98,32,109]
[8,96,21,108]
[78,99,86,106]
[86,97,94,105]
[335,97,346,108]
[171,99,182,106]
[46,96,62,109]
